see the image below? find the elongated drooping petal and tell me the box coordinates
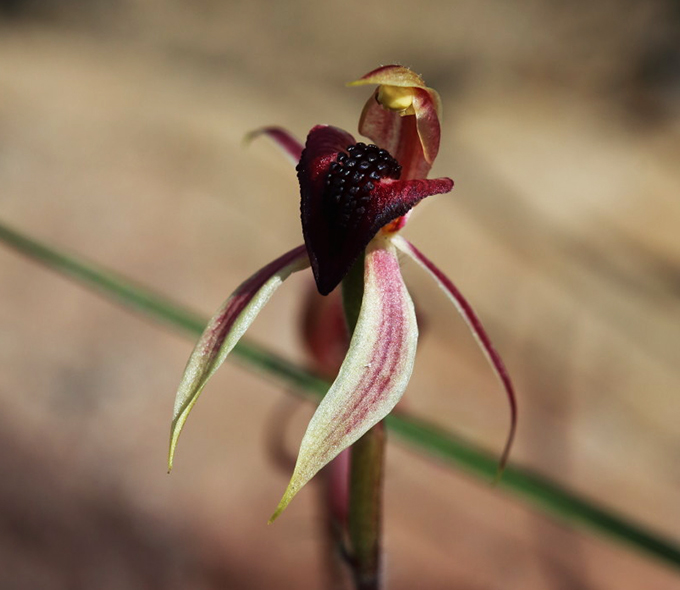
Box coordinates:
[169,246,310,471]
[299,125,453,295]
[270,236,417,521]
[245,126,304,165]
[350,65,442,180]
[393,236,517,471]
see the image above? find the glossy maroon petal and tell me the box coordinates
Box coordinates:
[393,236,517,472]
[245,126,304,165]
[298,125,453,295]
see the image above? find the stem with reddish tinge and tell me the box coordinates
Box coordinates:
[348,424,385,590]
[342,253,385,590]
[318,452,351,590]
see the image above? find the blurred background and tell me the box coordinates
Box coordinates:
[1,1,679,588]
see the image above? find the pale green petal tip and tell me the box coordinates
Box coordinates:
[167,414,186,474]
[241,128,260,148]
[268,480,298,524]
[167,436,177,474]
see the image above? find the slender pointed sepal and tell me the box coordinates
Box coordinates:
[393,236,517,473]
[244,126,304,165]
[270,236,417,521]
[169,245,310,471]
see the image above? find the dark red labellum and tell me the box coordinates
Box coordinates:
[322,142,401,253]
[298,125,453,296]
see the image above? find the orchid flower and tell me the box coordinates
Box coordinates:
[169,65,517,523]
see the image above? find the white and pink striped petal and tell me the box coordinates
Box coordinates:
[393,235,517,471]
[270,236,418,521]
[169,245,310,470]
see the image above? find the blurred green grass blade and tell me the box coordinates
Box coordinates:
[0,221,207,336]
[386,414,680,568]
[1,219,679,571]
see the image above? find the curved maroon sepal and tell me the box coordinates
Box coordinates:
[393,236,517,473]
[299,126,453,295]
[245,126,304,165]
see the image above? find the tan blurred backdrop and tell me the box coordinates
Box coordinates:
[0,1,679,588]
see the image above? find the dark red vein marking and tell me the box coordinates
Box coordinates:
[197,245,308,374]
[401,238,517,472]
[331,247,411,440]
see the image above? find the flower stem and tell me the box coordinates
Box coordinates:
[348,424,385,590]
[319,452,352,590]
[342,253,385,590]
[341,253,365,332]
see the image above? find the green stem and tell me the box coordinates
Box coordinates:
[348,423,385,590]
[341,252,365,332]
[343,253,384,590]
[1,219,680,572]
[319,462,352,590]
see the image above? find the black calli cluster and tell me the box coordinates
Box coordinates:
[298,127,448,296]
[323,143,402,239]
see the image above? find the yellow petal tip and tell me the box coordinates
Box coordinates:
[242,129,260,147]
[168,423,182,474]
[267,480,299,524]
[267,509,282,525]
[267,500,287,525]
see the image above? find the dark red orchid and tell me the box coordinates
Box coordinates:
[168,66,517,522]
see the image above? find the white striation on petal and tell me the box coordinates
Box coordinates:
[169,245,309,471]
[270,235,418,521]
